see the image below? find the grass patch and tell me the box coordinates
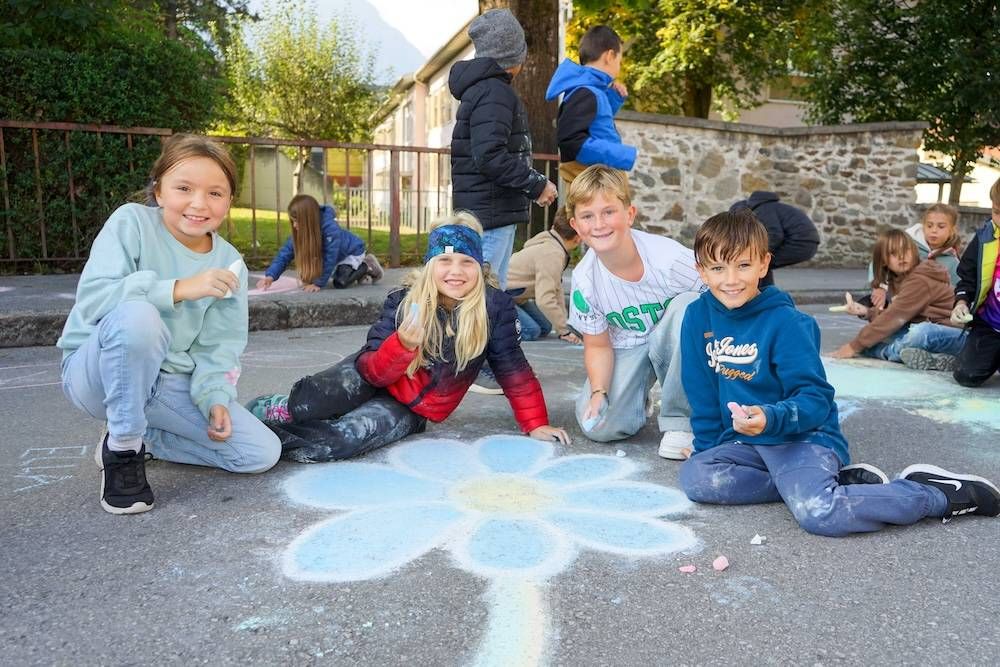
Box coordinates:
[222,208,428,269]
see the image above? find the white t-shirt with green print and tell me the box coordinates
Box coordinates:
[569,229,704,349]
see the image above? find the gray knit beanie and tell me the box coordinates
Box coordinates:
[469,9,527,70]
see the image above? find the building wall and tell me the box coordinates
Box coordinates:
[617,112,927,267]
[236,147,327,212]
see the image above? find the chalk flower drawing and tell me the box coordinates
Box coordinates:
[282,435,698,583]
[282,435,698,665]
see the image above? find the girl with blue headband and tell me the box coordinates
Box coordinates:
[246,212,570,461]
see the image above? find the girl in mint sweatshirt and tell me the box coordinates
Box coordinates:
[57,135,279,515]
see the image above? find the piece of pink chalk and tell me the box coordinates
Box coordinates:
[727,402,749,420]
[712,555,730,572]
[678,565,697,573]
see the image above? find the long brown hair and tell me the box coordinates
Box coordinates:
[288,194,323,284]
[871,229,919,290]
[141,134,237,204]
[922,203,961,253]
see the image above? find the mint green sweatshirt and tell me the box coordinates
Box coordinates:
[57,203,248,418]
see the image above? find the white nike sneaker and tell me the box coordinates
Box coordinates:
[899,464,1000,519]
[658,431,692,460]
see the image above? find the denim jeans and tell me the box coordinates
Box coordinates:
[862,321,966,362]
[516,301,552,341]
[482,224,519,289]
[61,301,280,472]
[679,442,948,537]
[574,291,699,442]
[267,353,427,462]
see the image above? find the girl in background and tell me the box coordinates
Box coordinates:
[256,194,383,292]
[247,212,569,462]
[869,204,962,309]
[831,229,965,370]
[57,134,280,514]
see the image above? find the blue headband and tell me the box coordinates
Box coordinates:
[424,224,484,265]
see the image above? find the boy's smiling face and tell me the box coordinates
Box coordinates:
[569,191,635,255]
[697,251,771,309]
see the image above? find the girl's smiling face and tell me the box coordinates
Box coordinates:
[155,156,232,252]
[432,252,480,306]
[923,211,955,250]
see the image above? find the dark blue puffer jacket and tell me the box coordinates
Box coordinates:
[356,285,549,431]
[449,57,548,231]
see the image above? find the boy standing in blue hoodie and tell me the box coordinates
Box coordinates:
[678,210,1000,536]
[546,26,637,189]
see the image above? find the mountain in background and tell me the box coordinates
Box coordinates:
[322,0,425,85]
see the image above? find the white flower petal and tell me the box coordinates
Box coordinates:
[449,517,574,581]
[283,463,446,509]
[475,435,553,474]
[560,482,692,516]
[388,438,489,482]
[545,509,698,556]
[283,505,462,582]
[532,454,636,487]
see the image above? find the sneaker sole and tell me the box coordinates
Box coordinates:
[96,426,154,515]
[468,385,504,396]
[840,463,890,484]
[658,446,691,461]
[898,464,1000,496]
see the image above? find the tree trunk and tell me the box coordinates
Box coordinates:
[292,146,306,198]
[948,156,970,206]
[477,0,559,154]
[163,0,178,40]
[683,77,712,118]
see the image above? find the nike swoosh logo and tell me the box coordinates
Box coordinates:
[929,478,962,490]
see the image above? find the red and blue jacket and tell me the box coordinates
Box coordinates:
[355,286,549,431]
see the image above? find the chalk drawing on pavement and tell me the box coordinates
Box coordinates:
[13,445,88,493]
[241,349,345,370]
[281,435,699,666]
[0,363,61,391]
[248,275,302,296]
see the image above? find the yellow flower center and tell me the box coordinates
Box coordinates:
[452,475,555,513]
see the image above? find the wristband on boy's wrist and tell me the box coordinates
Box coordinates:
[591,388,607,397]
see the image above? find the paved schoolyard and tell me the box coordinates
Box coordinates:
[2,306,998,665]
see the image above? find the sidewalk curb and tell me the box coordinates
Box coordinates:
[0,289,842,349]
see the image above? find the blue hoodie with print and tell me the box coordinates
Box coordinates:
[680,286,849,465]
[544,59,637,171]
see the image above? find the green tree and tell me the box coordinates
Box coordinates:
[570,0,825,118]
[803,0,1000,205]
[222,0,383,193]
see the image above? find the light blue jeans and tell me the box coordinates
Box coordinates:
[679,442,948,537]
[516,301,552,341]
[482,224,518,289]
[575,291,699,442]
[862,321,966,362]
[61,301,280,472]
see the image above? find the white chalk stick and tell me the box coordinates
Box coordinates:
[828,305,848,312]
[222,259,244,299]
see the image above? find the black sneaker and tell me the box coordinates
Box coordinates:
[838,463,890,485]
[900,464,1000,519]
[95,432,154,515]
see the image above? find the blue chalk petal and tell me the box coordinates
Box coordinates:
[284,505,462,582]
[561,482,691,516]
[533,454,633,486]
[475,435,553,474]
[545,509,698,555]
[461,518,559,573]
[388,438,488,482]
[284,463,446,509]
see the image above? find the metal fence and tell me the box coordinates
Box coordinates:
[0,120,559,271]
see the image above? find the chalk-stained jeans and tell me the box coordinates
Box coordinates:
[267,354,427,462]
[575,291,699,442]
[679,442,948,537]
[60,301,280,472]
[861,321,966,362]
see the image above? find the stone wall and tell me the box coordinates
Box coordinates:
[616,112,927,267]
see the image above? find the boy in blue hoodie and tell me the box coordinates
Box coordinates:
[546,25,637,189]
[678,209,1000,536]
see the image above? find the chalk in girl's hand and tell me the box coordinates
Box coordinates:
[582,396,608,431]
[727,401,749,420]
[828,305,848,312]
[408,303,419,321]
[222,259,244,299]
[956,311,973,323]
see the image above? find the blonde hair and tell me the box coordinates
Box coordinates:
[399,212,493,377]
[566,165,631,217]
[288,194,323,284]
[872,229,919,289]
[990,176,1000,206]
[922,203,961,252]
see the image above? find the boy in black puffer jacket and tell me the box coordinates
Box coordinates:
[450,8,558,395]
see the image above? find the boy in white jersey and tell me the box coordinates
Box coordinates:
[567,165,705,458]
